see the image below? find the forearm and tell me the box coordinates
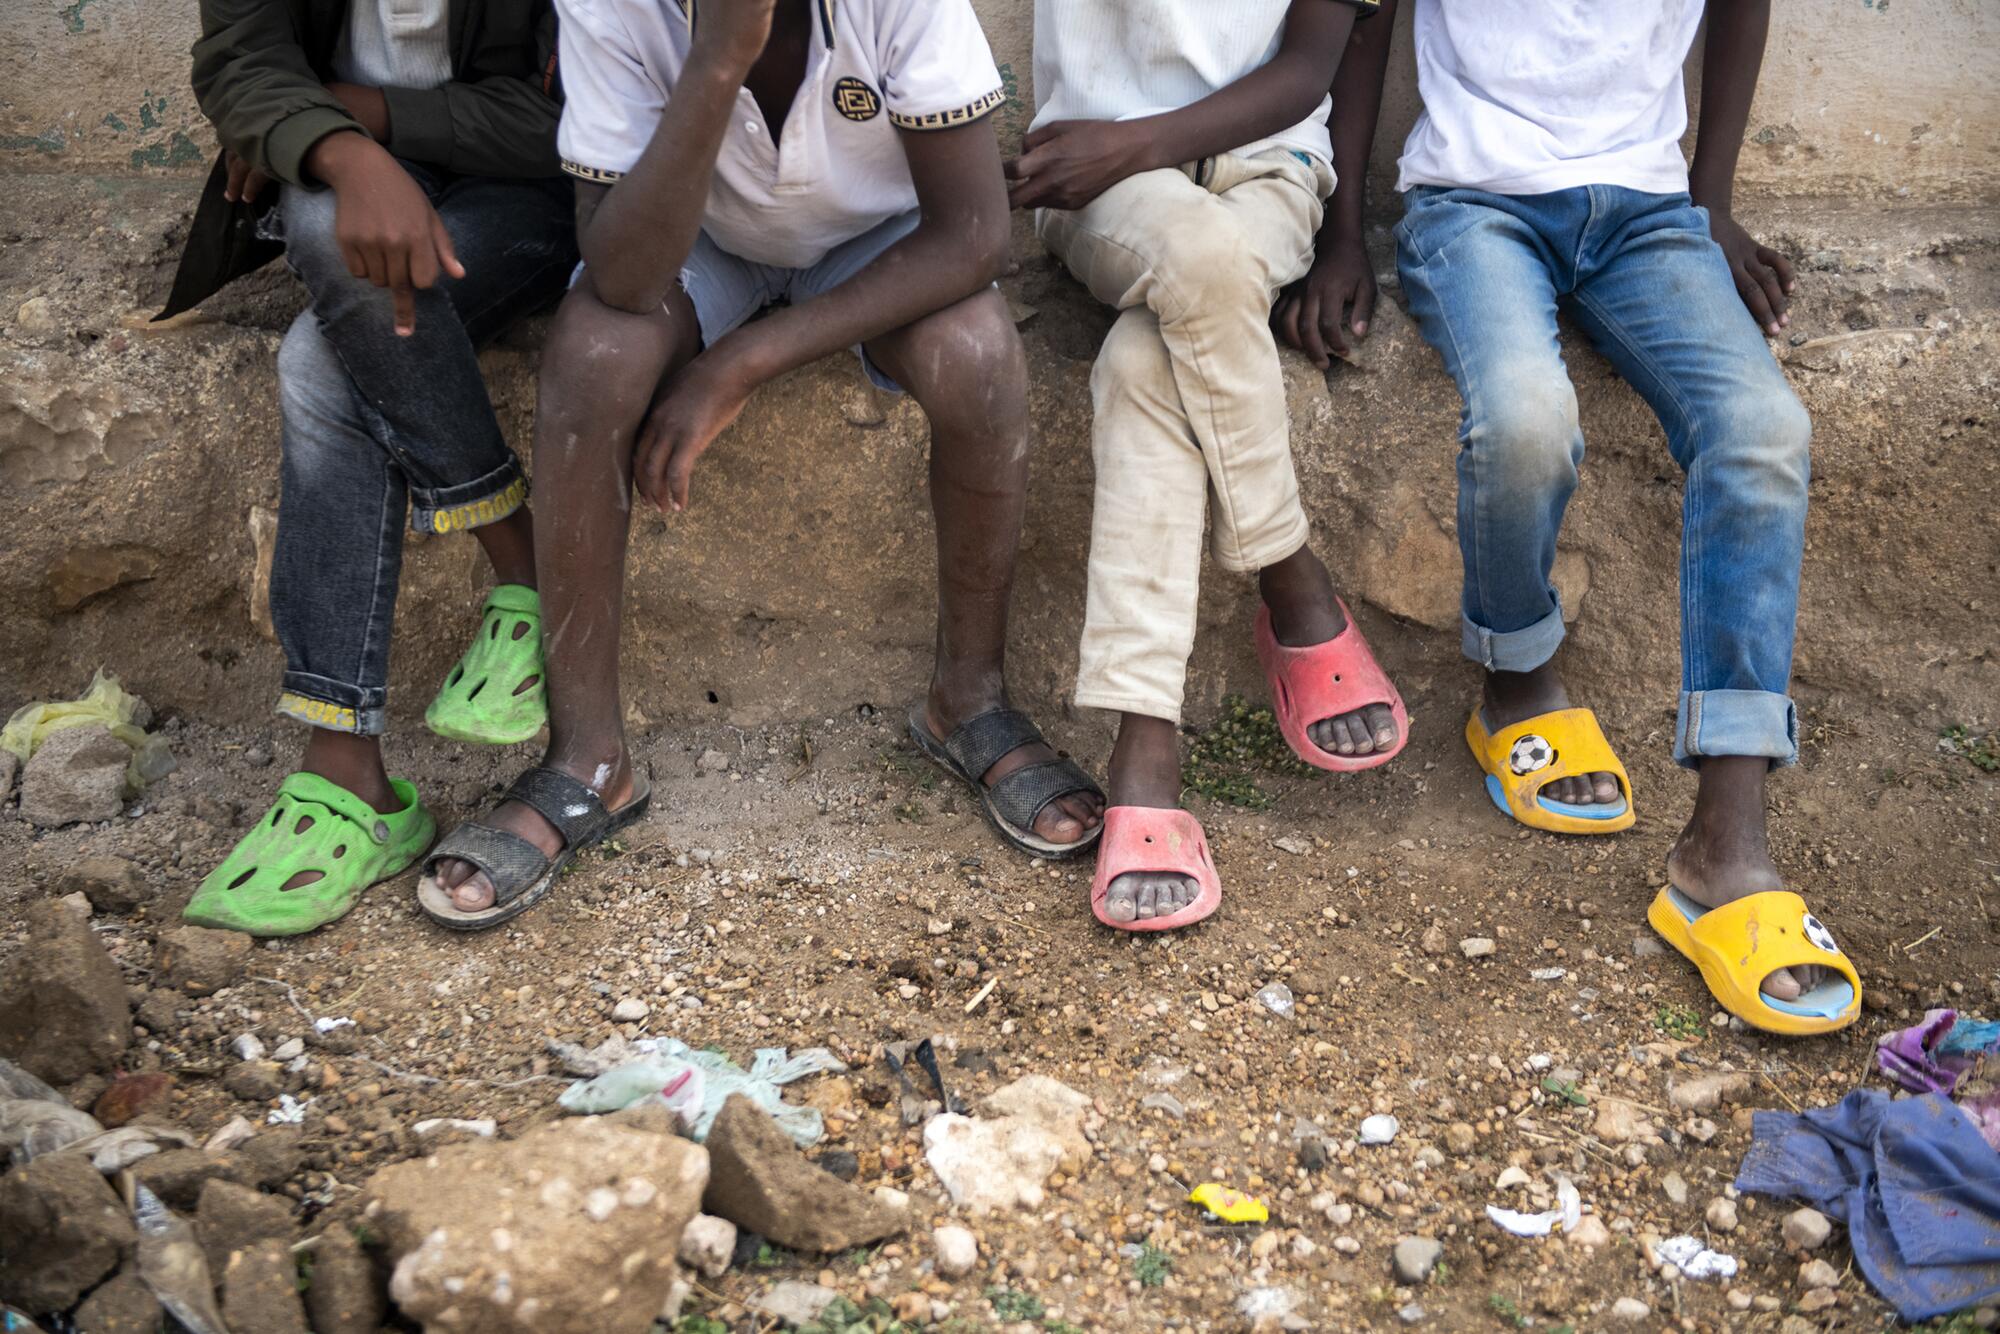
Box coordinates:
[579,61,744,313]
[1323,0,1398,238]
[1124,33,1351,174]
[719,221,1005,385]
[1688,0,1770,213]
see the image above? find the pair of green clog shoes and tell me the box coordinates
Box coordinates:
[184,585,545,936]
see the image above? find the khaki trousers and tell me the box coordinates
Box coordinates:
[1039,150,1330,723]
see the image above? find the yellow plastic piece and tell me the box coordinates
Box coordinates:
[1648,888,1861,1037]
[1188,1183,1269,1224]
[1464,705,1636,836]
[0,669,175,791]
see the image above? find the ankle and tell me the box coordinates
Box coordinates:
[927,665,1007,726]
[1108,714,1180,808]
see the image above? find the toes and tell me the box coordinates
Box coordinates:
[1328,717,1355,755]
[450,871,497,913]
[1104,878,1139,924]
[1761,965,1804,1002]
[1136,880,1158,921]
[1347,712,1376,756]
[1365,703,1398,750]
[1592,772,1620,804]
[1034,806,1085,845]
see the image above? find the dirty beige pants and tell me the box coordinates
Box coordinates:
[1039,150,1330,723]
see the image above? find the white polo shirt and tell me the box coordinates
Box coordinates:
[556,0,1005,269]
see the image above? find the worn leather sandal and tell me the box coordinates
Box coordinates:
[416,765,650,931]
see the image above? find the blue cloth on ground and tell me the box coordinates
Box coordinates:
[1736,1089,2000,1321]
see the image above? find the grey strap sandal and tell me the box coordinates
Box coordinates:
[908,706,1104,859]
[416,765,651,931]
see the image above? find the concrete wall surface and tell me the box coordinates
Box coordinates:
[6,0,1998,200]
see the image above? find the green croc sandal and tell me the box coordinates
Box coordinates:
[183,773,436,936]
[425,584,547,745]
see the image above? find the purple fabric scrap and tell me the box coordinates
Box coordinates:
[1878,1009,2000,1096]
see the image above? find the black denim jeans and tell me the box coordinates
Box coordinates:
[268,162,575,735]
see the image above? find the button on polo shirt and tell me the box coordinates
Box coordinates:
[557,0,1005,269]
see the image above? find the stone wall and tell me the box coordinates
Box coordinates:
[1,3,1996,746]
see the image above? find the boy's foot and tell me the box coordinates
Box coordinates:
[1665,754,1819,1001]
[430,749,637,912]
[1259,547,1398,757]
[284,730,403,892]
[1101,714,1199,923]
[1481,662,1620,806]
[923,691,1104,850]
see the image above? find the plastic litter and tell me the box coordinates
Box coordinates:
[132,1182,230,1334]
[412,1117,498,1138]
[1485,1177,1582,1236]
[267,1094,311,1125]
[882,1037,964,1125]
[1255,982,1295,1018]
[0,670,176,792]
[63,1124,198,1173]
[203,1116,256,1153]
[1189,1182,1269,1224]
[0,1058,64,1104]
[1530,967,1567,982]
[1140,1092,1187,1119]
[0,1097,102,1164]
[1,1307,50,1332]
[1654,1234,1738,1281]
[313,1016,355,1035]
[557,1063,705,1129]
[1359,1114,1400,1145]
[558,1040,844,1146]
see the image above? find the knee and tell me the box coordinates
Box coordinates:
[1700,388,1812,499]
[1148,220,1261,313]
[277,185,346,280]
[534,281,687,453]
[901,291,1028,439]
[1465,372,1582,496]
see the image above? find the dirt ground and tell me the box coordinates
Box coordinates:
[5,665,1996,1330]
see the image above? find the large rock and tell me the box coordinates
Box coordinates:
[364,1114,708,1334]
[980,1074,1096,1168]
[0,748,17,806]
[195,1178,295,1278]
[18,723,129,826]
[129,1146,256,1210]
[703,1095,907,1254]
[72,1266,162,1334]
[305,1226,387,1334]
[154,924,251,996]
[0,899,131,1083]
[222,1238,310,1334]
[923,1113,1066,1214]
[61,855,153,913]
[0,1151,137,1313]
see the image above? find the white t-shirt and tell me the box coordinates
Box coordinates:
[1395,0,1707,196]
[556,0,1004,269]
[336,0,454,92]
[1031,0,1375,166]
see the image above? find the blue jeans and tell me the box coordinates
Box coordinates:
[270,163,575,734]
[1396,185,1812,768]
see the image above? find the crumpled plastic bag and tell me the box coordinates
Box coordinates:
[0,1058,104,1164]
[133,1183,230,1334]
[0,670,176,791]
[558,1040,845,1146]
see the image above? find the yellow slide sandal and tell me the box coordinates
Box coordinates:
[1465,706,1635,835]
[1647,886,1861,1036]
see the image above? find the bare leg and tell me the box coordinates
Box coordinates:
[1666,755,1818,999]
[472,507,538,589]
[434,278,700,909]
[1099,713,1198,923]
[1480,658,1622,806]
[1258,545,1399,756]
[868,288,1104,848]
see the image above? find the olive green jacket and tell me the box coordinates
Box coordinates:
[163,0,562,317]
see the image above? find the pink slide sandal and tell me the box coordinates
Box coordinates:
[1255,599,1409,773]
[1090,806,1223,932]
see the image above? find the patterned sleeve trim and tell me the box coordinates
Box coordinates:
[887,86,1007,132]
[561,159,627,183]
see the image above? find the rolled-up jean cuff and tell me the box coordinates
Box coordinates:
[408,462,528,536]
[1461,600,1566,673]
[1675,689,1798,770]
[277,674,387,736]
